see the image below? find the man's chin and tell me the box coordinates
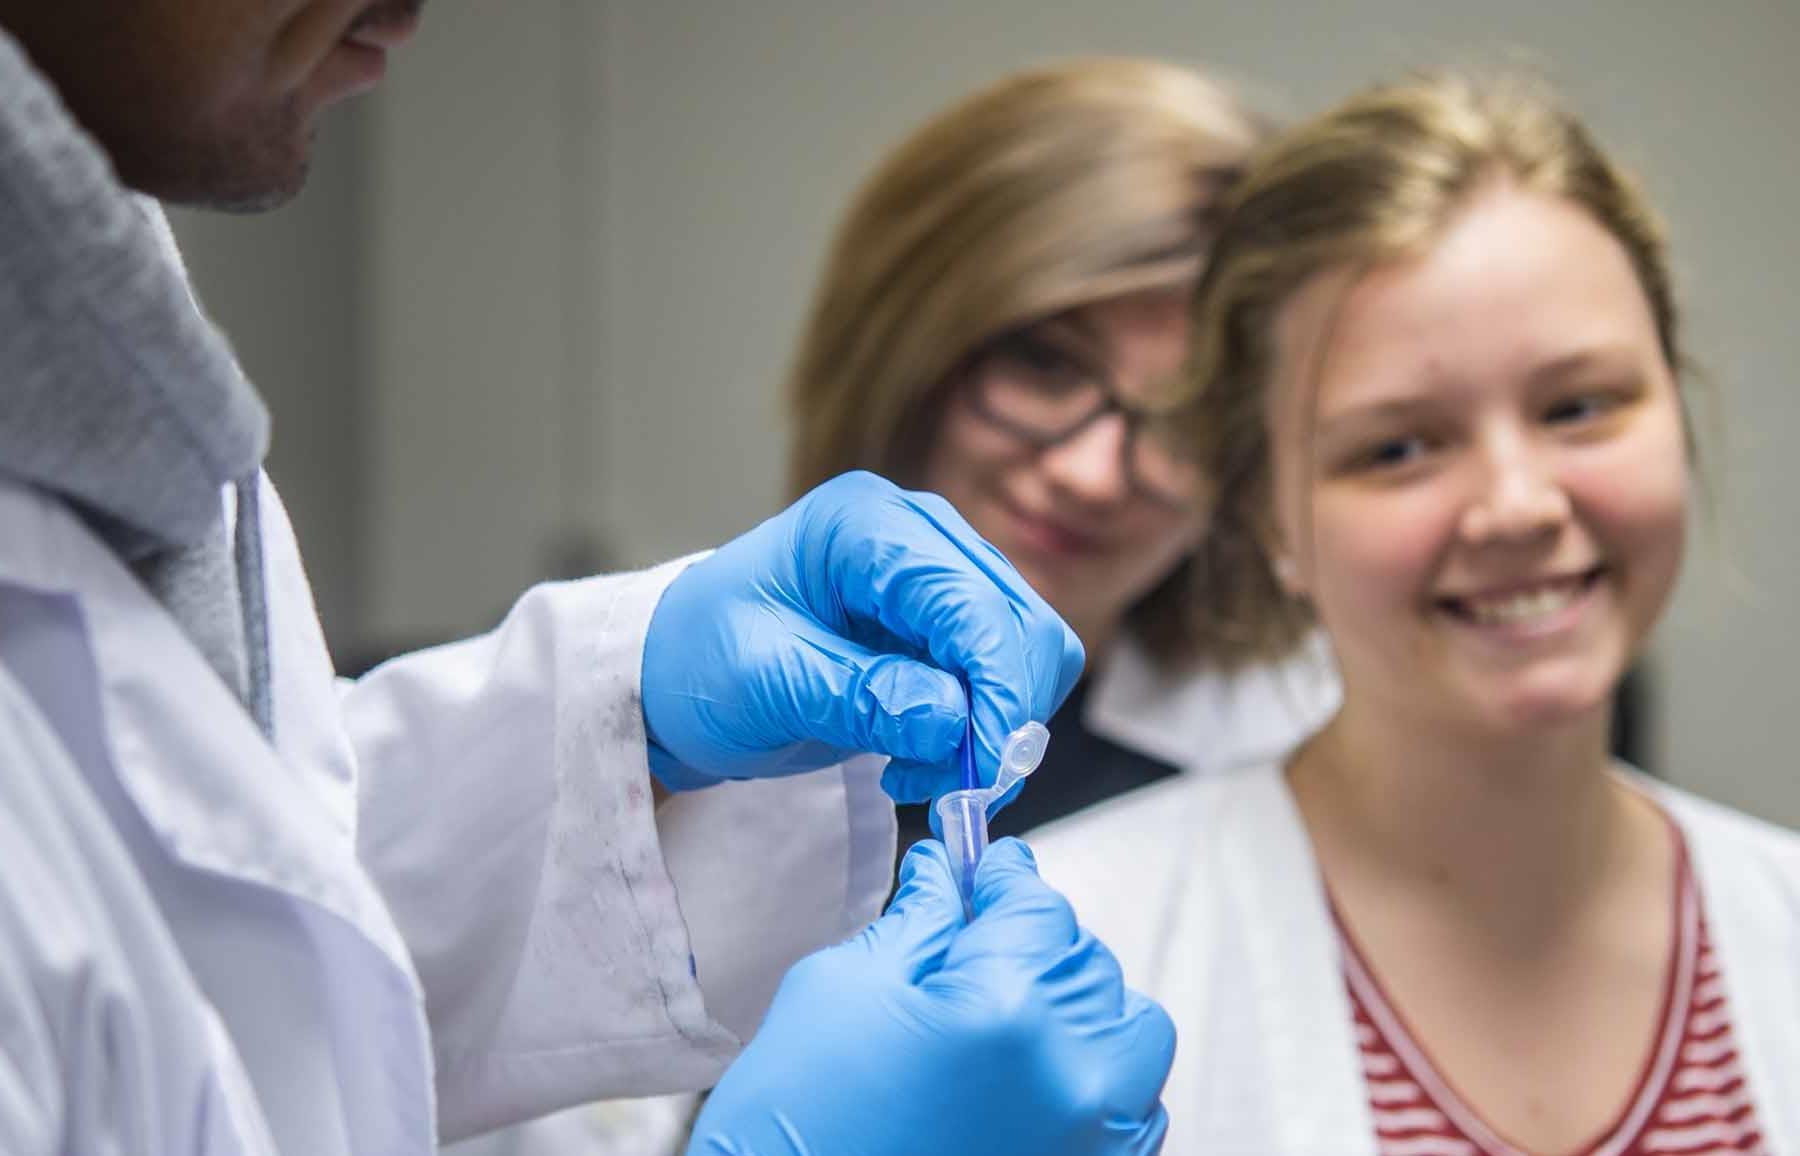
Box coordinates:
[118,105,314,212]
[150,146,310,213]
[188,165,310,213]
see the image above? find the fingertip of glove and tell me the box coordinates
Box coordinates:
[897,839,952,886]
[1055,632,1086,705]
[983,836,1037,870]
[879,840,966,946]
[881,759,940,805]
[863,656,967,759]
[887,839,958,916]
[1124,988,1179,1061]
[968,838,1081,936]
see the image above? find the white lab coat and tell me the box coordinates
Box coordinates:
[1032,762,1800,1156]
[0,474,895,1155]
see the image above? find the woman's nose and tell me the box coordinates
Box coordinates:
[1037,413,1133,504]
[1458,439,1571,545]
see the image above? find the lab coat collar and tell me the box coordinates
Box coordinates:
[1084,630,1341,773]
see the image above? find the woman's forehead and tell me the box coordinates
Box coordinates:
[1271,188,1665,423]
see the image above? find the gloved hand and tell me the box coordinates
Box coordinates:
[687,839,1174,1156]
[641,471,1084,798]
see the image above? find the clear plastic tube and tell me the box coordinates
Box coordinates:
[934,722,1051,920]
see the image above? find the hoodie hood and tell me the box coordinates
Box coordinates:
[0,26,273,730]
[0,26,268,557]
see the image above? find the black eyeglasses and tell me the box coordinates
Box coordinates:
[962,325,1206,508]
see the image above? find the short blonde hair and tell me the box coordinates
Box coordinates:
[786,57,1266,666]
[1185,71,1686,666]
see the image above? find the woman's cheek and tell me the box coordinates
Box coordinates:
[1310,490,1446,614]
[1563,430,1690,581]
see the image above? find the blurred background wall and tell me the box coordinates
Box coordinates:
[169,0,1800,821]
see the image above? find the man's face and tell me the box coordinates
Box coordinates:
[0,0,423,209]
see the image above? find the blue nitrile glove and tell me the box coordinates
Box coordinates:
[641,471,1084,798]
[687,838,1175,1156]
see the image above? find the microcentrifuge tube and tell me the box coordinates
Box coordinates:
[935,721,1050,920]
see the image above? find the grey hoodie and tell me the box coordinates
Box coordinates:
[0,27,275,734]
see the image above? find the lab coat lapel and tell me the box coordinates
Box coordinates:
[0,481,439,1150]
[1663,788,1800,1154]
[1236,771,1379,1154]
[1169,768,1377,1155]
[71,500,410,970]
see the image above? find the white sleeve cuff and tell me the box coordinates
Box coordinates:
[657,753,895,1043]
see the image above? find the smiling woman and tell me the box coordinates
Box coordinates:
[1031,71,1800,1156]
[1270,185,1688,737]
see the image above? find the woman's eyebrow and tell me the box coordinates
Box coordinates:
[1316,394,1437,427]
[1525,346,1641,387]
[1004,322,1096,362]
[1036,309,1104,348]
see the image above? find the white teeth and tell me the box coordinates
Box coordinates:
[1463,582,1581,625]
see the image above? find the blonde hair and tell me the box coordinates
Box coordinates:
[786,57,1266,666]
[1184,71,1687,666]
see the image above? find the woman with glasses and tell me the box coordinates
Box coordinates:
[787,57,1340,854]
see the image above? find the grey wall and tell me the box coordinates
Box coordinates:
[361,4,582,644]
[174,1,1800,820]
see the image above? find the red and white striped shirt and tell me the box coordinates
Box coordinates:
[1341,834,1765,1156]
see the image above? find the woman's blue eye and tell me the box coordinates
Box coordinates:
[1362,437,1424,469]
[1547,398,1594,423]
[1545,392,1622,425]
